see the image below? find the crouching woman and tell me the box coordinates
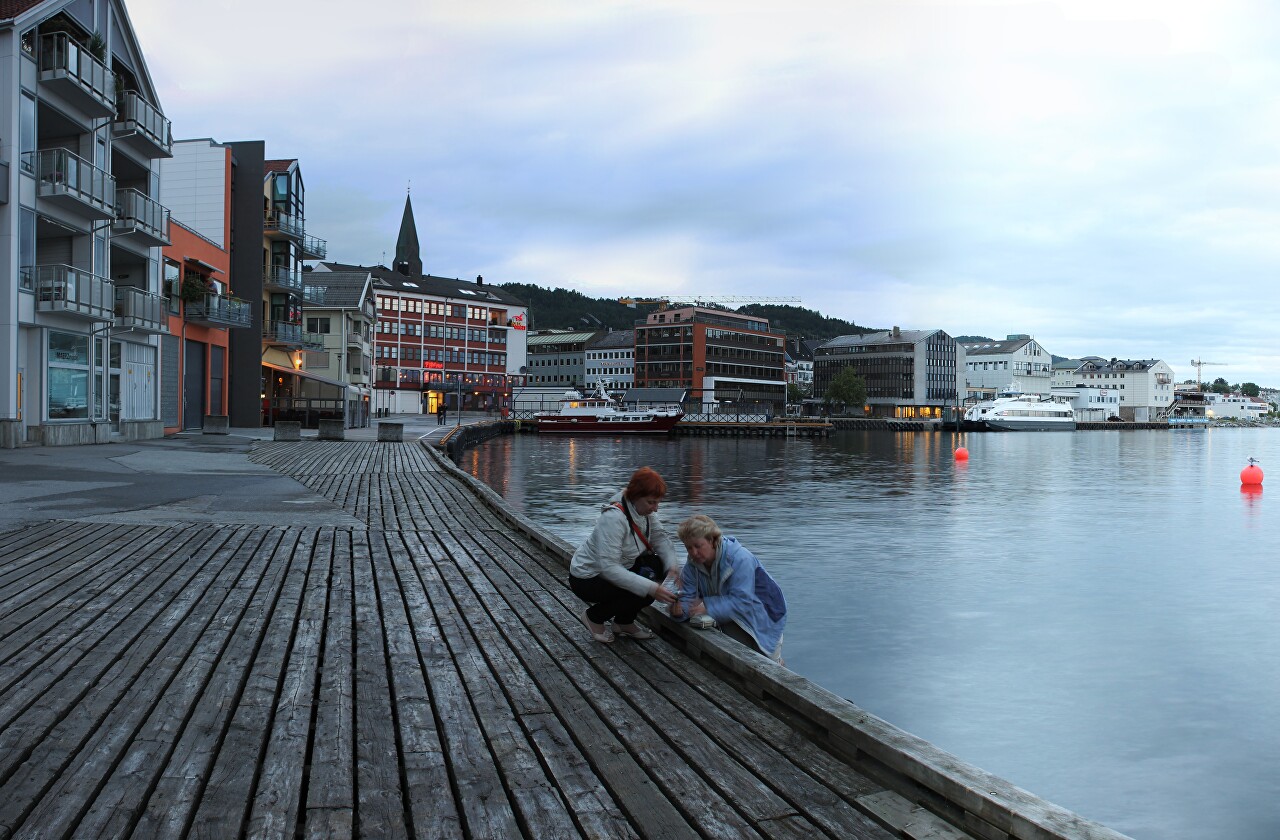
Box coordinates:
[673,514,787,664]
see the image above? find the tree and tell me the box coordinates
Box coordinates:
[823,366,866,413]
[1211,377,1230,395]
[1241,382,1261,397]
[786,382,808,403]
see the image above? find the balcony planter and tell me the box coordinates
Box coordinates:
[181,275,209,303]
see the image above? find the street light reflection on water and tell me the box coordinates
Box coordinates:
[464,428,1280,840]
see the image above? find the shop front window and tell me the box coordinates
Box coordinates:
[48,331,90,419]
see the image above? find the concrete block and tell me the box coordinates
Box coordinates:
[317,419,345,440]
[273,421,302,442]
[203,415,230,435]
[0,420,19,449]
[377,422,404,442]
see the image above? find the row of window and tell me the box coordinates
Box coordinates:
[376,346,505,366]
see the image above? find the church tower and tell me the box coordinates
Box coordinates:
[394,192,423,277]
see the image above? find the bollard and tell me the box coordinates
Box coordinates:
[202,415,229,435]
[377,422,404,442]
[273,421,302,442]
[318,419,345,441]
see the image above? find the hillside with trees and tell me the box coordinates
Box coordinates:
[497,284,875,340]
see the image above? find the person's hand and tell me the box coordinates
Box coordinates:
[669,600,684,618]
[650,583,677,604]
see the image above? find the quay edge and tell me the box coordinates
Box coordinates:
[422,438,1134,840]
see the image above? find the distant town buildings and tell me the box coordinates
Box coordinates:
[814,327,964,419]
[962,335,1053,400]
[585,329,635,389]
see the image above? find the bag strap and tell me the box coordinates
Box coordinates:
[612,502,652,550]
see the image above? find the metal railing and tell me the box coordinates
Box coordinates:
[114,286,166,332]
[302,285,326,305]
[263,266,304,293]
[27,148,115,216]
[301,233,327,260]
[38,32,112,113]
[114,188,170,243]
[186,294,252,328]
[114,91,172,155]
[263,320,324,350]
[264,212,304,239]
[27,264,113,320]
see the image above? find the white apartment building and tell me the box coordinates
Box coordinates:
[1205,393,1269,420]
[961,334,1054,400]
[1,1,174,447]
[1051,385,1121,422]
[1073,358,1176,421]
[585,329,634,389]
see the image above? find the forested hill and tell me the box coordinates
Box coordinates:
[497,284,876,341]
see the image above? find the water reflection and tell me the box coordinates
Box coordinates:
[466,428,1280,840]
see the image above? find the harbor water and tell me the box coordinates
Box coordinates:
[461,428,1280,840]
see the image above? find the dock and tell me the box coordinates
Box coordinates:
[0,438,1129,839]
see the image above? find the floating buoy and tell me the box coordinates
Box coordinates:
[954,447,969,461]
[1241,458,1264,485]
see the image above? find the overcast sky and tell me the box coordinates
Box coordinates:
[126,0,1280,386]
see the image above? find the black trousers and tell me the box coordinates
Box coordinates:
[569,574,652,625]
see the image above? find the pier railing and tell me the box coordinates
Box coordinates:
[427,439,1132,840]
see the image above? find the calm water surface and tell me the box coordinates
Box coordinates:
[461,429,1280,840]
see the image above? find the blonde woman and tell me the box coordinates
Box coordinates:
[674,514,786,664]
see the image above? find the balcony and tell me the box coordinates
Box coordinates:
[38,32,113,119]
[263,266,304,293]
[114,286,167,334]
[28,148,116,221]
[186,294,252,329]
[113,189,171,246]
[302,285,326,305]
[300,233,327,260]
[113,91,172,159]
[263,321,325,350]
[264,212,304,241]
[27,264,113,321]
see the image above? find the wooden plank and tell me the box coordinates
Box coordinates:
[381,530,521,839]
[184,527,317,840]
[304,528,356,838]
[366,530,462,840]
[243,527,334,839]
[0,522,126,595]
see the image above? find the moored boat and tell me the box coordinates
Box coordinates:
[535,384,684,434]
[964,392,1076,431]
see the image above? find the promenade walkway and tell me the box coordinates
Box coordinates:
[0,436,1127,840]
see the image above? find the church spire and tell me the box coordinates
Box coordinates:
[394,190,422,277]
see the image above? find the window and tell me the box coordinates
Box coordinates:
[306,317,331,334]
[47,331,90,420]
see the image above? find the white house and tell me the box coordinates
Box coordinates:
[1205,393,1269,420]
[1072,358,1176,422]
[961,334,1054,400]
[1051,385,1121,422]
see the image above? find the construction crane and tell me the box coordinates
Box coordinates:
[618,295,801,310]
[618,297,670,310]
[1190,358,1227,390]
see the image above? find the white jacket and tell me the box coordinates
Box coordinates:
[569,491,680,596]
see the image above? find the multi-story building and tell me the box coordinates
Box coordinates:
[160,218,250,433]
[299,269,374,427]
[527,329,599,388]
[584,329,634,390]
[961,334,1054,400]
[784,337,817,391]
[163,141,333,427]
[633,305,786,412]
[813,327,965,419]
[1072,358,1175,421]
[1204,392,1269,420]
[1,0,173,447]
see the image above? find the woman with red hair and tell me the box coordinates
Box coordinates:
[569,466,679,643]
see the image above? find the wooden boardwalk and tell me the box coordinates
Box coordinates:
[0,440,1129,840]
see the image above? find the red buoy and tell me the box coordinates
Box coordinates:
[954,447,969,461]
[1241,459,1264,485]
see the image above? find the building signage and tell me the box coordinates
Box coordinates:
[511,313,527,331]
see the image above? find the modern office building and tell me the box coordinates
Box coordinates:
[633,305,786,412]
[584,328,634,390]
[527,329,599,389]
[1,0,173,447]
[814,327,965,419]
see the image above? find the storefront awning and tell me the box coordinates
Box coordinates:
[261,362,349,391]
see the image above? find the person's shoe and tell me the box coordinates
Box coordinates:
[613,623,655,640]
[584,612,614,643]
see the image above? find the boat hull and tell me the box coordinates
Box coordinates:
[535,414,683,434]
[983,418,1076,431]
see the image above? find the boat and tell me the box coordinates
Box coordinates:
[963,391,1076,431]
[535,384,684,434]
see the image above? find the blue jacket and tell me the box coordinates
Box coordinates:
[676,536,786,656]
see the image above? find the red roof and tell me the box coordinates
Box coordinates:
[0,0,45,19]
[264,159,296,174]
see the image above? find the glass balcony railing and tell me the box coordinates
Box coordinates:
[38,32,113,117]
[263,266,304,293]
[186,294,252,328]
[301,233,327,260]
[264,212,304,240]
[114,286,167,333]
[114,189,170,245]
[114,91,172,157]
[302,285,326,305]
[27,148,116,220]
[26,264,113,321]
[264,320,304,345]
